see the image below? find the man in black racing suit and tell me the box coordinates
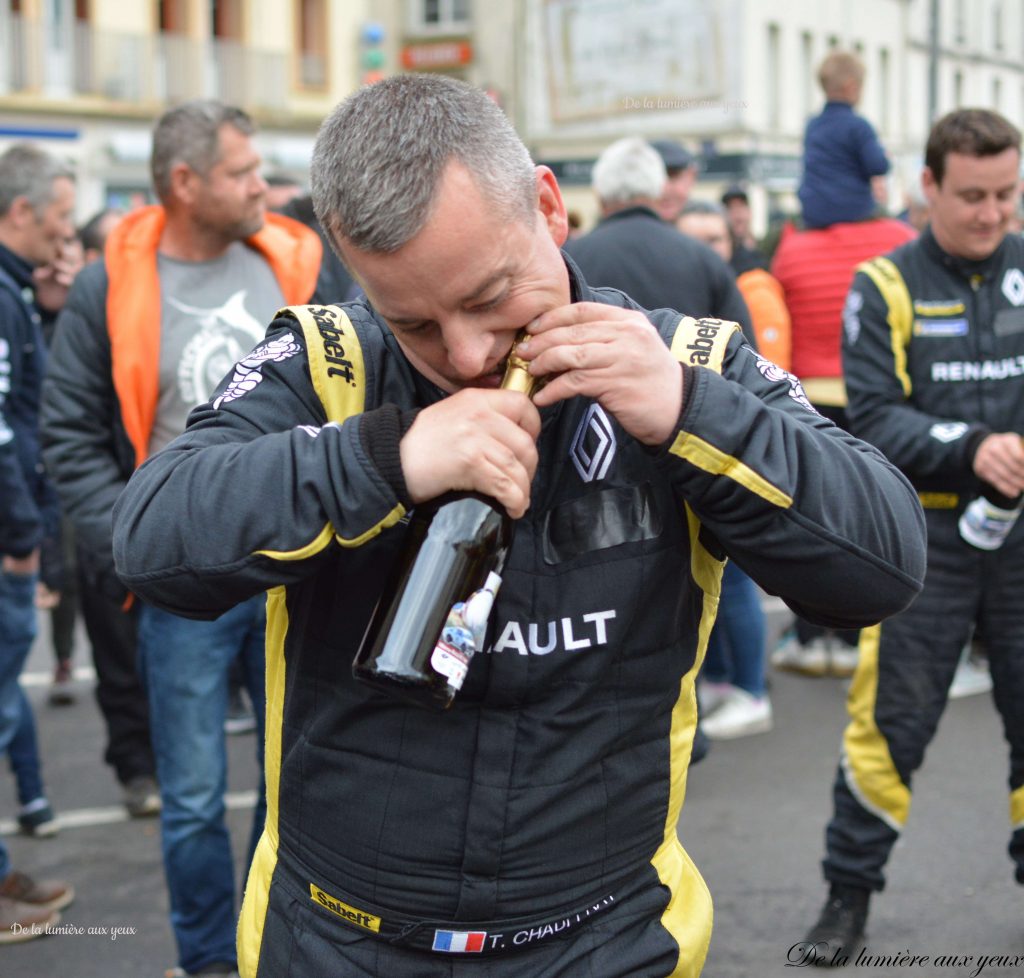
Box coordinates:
[113,74,925,978]
[803,108,1024,963]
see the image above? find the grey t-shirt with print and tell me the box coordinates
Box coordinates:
[152,241,284,455]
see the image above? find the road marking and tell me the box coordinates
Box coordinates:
[20,666,97,688]
[1,790,258,836]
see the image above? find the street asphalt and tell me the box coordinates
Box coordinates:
[2,601,1022,978]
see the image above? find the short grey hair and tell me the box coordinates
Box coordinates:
[150,99,255,202]
[311,73,536,253]
[680,199,727,219]
[591,137,666,208]
[0,144,74,218]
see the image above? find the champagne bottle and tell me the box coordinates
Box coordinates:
[352,335,537,710]
[959,483,1024,551]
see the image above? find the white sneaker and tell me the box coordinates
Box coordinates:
[827,644,859,678]
[698,680,736,716]
[771,634,829,676]
[771,634,857,678]
[948,652,992,699]
[701,687,773,739]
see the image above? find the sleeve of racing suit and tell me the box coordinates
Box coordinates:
[841,268,988,482]
[659,330,926,629]
[112,318,409,619]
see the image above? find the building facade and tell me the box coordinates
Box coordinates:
[1,0,1021,235]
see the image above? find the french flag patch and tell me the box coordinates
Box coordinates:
[432,929,487,953]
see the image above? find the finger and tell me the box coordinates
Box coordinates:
[488,389,542,440]
[528,302,637,334]
[476,451,532,518]
[526,338,621,381]
[529,367,606,408]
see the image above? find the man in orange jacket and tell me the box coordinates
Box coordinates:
[41,100,320,978]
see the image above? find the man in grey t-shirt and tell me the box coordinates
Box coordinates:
[42,101,320,978]
[152,246,283,455]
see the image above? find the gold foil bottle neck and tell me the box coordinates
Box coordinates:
[500,330,538,397]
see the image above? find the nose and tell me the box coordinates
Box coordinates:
[979,195,1001,225]
[442,316,495,380]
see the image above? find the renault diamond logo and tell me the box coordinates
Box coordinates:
[1003,268,1024,307]
[570,404,616,483]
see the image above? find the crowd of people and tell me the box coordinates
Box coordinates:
[0,45,1019,978]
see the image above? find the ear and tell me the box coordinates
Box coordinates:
[7,195,35,229]
[168,161,200,207]
[921,166,939,204]
[535,166,569,247]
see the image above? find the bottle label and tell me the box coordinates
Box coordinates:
[430,572,502,691]
[959,497,1022,551]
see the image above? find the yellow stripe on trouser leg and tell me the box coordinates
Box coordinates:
[841,625,910,831]
[1010,786,1024,831]
[650,506,724,977]
[237,587,289,978]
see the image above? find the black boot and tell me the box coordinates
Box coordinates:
[803,883,870,967]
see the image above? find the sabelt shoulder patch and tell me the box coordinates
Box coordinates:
[669,316,740,374]
[279,304,366,423]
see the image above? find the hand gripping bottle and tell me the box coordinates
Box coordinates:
[352,334,537,710]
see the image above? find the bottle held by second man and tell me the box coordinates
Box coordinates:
[959,484,1024,551]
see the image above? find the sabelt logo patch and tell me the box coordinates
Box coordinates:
[309,884,381,932]
[309,306,359,385]
[685,319,725,366]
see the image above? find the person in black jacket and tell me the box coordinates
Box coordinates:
[0,142,76,941]
[801,108,1024,963]
[564,136,754,345]
[112,74,925,978]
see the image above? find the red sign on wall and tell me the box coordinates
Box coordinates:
[400,40,473,70]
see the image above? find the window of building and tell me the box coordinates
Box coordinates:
[954,0,966,44]
[408,0,471,34]
[211,0,242,39]
[992,75,1002,109]
[953,68,964,106]
[878,47,890,134]
[296,0,327,88]
[801,31,814,119]
[158,0,188,33]
[993,1,1004,51]
[767,22,780,130]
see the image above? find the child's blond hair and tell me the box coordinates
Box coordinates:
[817,50,865,100]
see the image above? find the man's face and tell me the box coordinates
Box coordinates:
[655,166,696,222]
[336,163,570,393]
[191,125,267,241]
[923,148,1021,261]
[677,212,732,263]
[724,198,751,240]
[21,176,76,267]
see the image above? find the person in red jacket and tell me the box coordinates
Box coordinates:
[770,216,916,677]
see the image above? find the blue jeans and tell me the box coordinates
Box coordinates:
[0,568,39,879]
[704,562,767,696]
[8,686,44,804]
[138,596,267,974]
